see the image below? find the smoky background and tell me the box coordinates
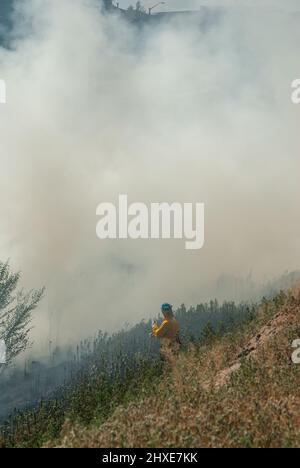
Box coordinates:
[0,0,299,354]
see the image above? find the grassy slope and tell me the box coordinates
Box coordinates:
[0,360,164,448]
[53,288,300,448]
[1,288,299,448]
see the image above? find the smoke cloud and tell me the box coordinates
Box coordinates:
[0,0,299,351]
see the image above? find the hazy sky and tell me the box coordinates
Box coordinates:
[0,0,299,352]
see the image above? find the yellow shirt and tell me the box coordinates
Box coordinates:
[152,318,179,341]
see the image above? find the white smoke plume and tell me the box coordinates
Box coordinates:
[0,0,299,351]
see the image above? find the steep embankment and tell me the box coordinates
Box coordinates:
[54,287,300,448]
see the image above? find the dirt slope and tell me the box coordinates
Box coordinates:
[214,287,298,387]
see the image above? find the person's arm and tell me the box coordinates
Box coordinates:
[152,320,169,338]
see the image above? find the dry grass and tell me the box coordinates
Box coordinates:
[49,287,300,448]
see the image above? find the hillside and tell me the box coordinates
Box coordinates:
[51,286,300,448]
[1,285,299,448]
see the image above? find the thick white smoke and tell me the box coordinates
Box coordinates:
[0,0,299,351]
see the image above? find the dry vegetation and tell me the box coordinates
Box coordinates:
[49,287,300,448]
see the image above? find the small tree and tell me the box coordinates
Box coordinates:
[0,260,44,368]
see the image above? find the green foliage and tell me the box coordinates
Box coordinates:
[1,358,163,448]
[0,297,258,447]
[0,260,44,367]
